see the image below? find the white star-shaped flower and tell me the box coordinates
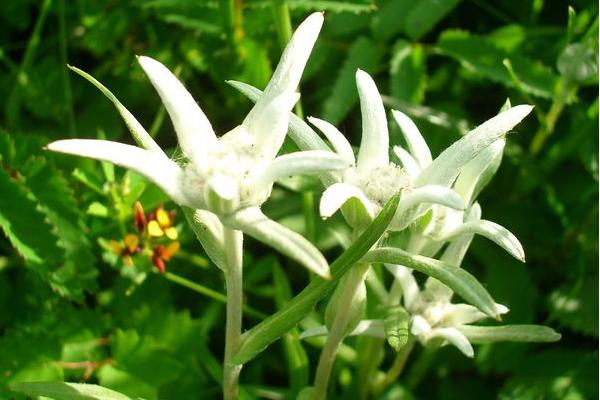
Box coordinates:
[47,13,347,278]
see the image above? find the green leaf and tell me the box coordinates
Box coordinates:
[10,381,138,400]
[390,40,426,104]
[436,30,559,99]
[23,158,98,299]
[0,167,62,268]
[111,329,184,387]
[557,42,599,83]
[233,192,400,365]
[403,0,461,40]
[363,247,500,319]
[499,350,598,400]
[273,263,310,395]
[323,37,383,124]
[459,325,561,343]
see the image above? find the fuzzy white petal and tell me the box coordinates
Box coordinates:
[385,264,420,311]
[355,70,389,172]
[428,327,474,358]
[440,219,525,262]
[68,65,164,155]
[48,139,189,206]
[308,116,355,165]
[319,183,375,218]
[224,207,330,278]
[411,315,432,336]
[261,12,323,101]
[137,56,217,162]
[416,105,533,187]
[227,80,331,152]
[255,150,349,193]
[454,139,505,205]
[392,109,432,168]
[401,185,466,212]
[443,304,487,326]
[245,93,299,160]
[393,146,422,179]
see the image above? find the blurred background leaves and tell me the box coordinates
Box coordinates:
[0,0,597,398]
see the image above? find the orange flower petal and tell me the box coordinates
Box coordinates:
[162,242,180,261]
[124,234,139,253]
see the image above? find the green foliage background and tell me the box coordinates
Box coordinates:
[0,0,597,398]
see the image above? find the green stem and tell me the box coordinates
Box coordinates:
[356,337,385,399]
[221,0,244,47]
[371,338,415,396]
[271,0,293,50]
[58,0,76,136]
[302,191,316,242]
[313,263,370,400]
[223,227,244,400]
[529,79,574,156]
[406,347,437,389]
[164,271,265,320]
[6,0,53,129]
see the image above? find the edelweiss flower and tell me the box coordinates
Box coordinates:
[309,70,466,230]
[307,70,533,234]
[392,112,525,263]
[47,13,346,277]
[388,264,508,357]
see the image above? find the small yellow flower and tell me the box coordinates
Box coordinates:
[147,205,178,240]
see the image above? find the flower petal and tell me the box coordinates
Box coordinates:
[308,116,355,165]
[440,219,525,262]
[385,264,420,310]
[392,185,466,230]
[439,203,482,266]
[244,93,299,160]
[454,139,505,206]
[255,150,350,193]
[442,303,487,326]
[227,80,330,152]
[393,146,421,179]
[416,105,533,187]
[47,139,189,206]
[355,70,389,172]
[428,327,474,357]
[392,110,432,168]
[68,65,164,155]
[411,315,432,336]
[224,207,330,278]
[261,12,324,100]
[137,56,217,163]
[319,183,375,219]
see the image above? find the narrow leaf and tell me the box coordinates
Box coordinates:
[364,247,500,319]
[458,325,561,344]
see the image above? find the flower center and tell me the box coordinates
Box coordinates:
[181,127,270,213]
[347,163,410,208]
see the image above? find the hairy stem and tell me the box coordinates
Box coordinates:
[223,227,244,400]
[313,263,369,400]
